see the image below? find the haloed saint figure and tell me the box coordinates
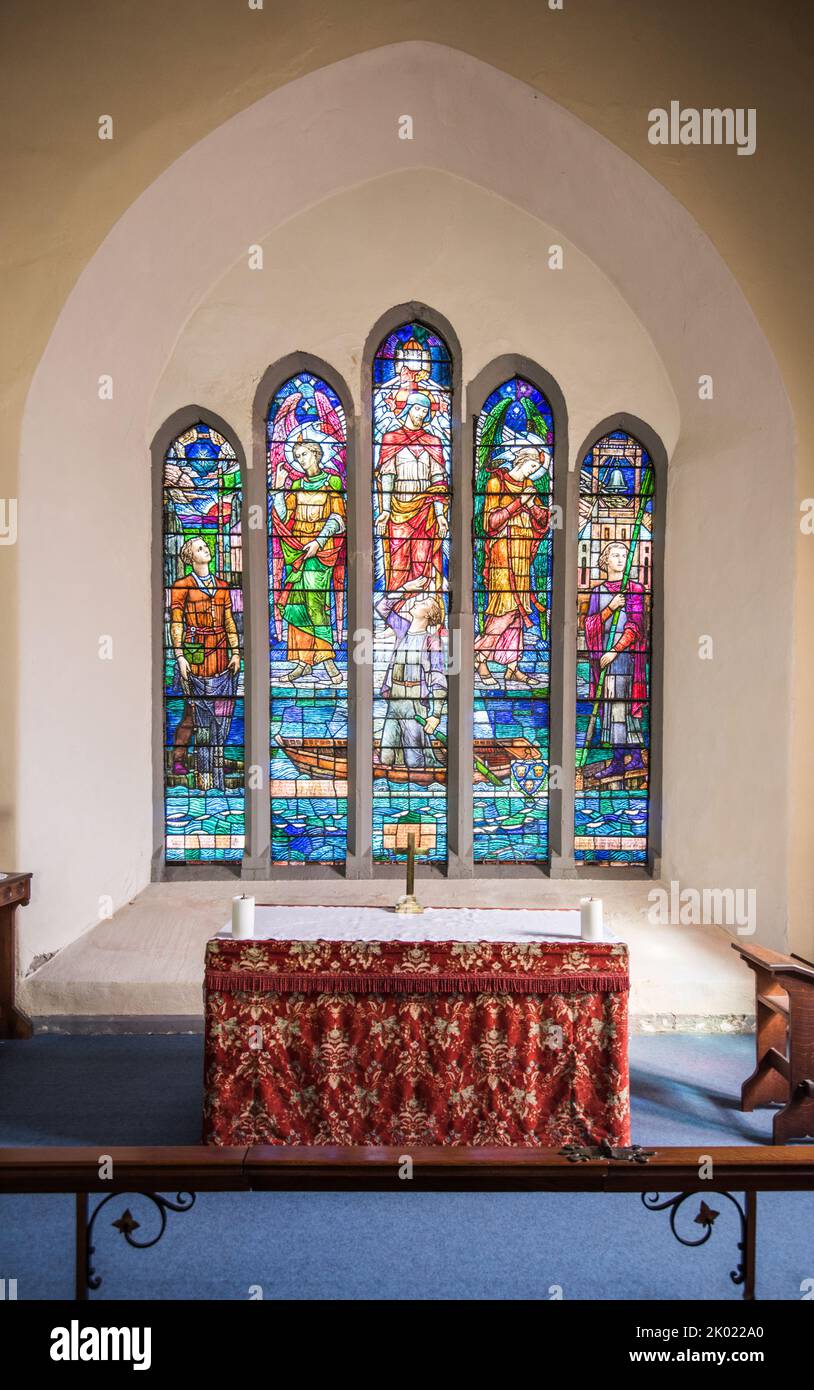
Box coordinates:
[372,324,452,862]
[271,432,346,686]
[470,376,554,864]
[575,429,652,864]
[267,374,349,865]
[375,391,449,593]
[582,539,646,779]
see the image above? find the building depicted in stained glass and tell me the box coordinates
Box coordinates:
[575,430,653,864]
[162,423,244,862]
[267,373,348,863]
[473,378,554,862]
[371,323,452,863]
[158,336,662,876]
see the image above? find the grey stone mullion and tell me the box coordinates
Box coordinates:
[242,397,271,878]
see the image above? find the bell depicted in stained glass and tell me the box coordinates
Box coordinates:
[575,430,653,864]
[267,373,348,863]
[372,324,451,863]
[472,377,554,862]
[163,424,244,862]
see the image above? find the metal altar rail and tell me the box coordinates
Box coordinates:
[2,1144,814,1301]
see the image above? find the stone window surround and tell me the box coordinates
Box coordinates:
[151,300,667,884]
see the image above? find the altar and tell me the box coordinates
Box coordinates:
[203,907,630,1147]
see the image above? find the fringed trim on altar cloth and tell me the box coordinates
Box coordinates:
[204,971,629,996]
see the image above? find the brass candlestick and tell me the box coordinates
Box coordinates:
[395,832,424,914]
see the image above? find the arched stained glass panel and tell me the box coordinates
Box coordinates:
[473,378,554,862]
[575,430,653,863]
[162,423,244,862]
[372,323,451,863]
[267,374,348,863]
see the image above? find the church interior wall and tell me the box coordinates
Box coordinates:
[12,43,795,969]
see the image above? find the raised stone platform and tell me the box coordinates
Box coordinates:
[18,879,754,1032]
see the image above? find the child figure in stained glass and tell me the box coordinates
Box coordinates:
[271,428,346,685]
[475,443,550,689]
[583,540,647,778]
[170,536,241,792]
[376,335,448,428]
[376,578,446,773]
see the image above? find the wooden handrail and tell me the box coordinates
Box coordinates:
[6,1144,812,1302]
[2,1144,814,1194]
[0,1146,250,1193]
[732,940,814,982]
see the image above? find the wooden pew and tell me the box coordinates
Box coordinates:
[0,871,32,1039]
[732,941,814,1143]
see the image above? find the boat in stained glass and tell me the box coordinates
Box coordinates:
[473,377,554,862]
[372,323,451,863]
[575,430,653,864]
[267,373,348,863]
[162,423,244,862]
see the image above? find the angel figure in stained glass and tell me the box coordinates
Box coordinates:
[270,425,346,685]
[474,378,553,691]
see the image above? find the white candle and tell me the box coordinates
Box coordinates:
[232,893,255,939]
[580,896,603,941]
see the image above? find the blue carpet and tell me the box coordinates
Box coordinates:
[0,1033,810,1299]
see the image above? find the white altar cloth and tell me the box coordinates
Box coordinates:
[218,904,616,944]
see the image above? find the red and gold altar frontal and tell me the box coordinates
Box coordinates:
[203,936,630,1148]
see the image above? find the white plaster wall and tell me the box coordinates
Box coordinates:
[150,170,676,454]
[17,42,794,968]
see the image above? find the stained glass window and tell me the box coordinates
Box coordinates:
[162,423,244,862]
[575,430,653,864]
[268,374,348,863]
[473,379,554,862]
[372,324,451,863]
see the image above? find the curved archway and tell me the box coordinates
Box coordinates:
[17,41,794,954]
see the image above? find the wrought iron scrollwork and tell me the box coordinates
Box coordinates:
[85,1192,196,1292]
[641,1190,748,1288]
